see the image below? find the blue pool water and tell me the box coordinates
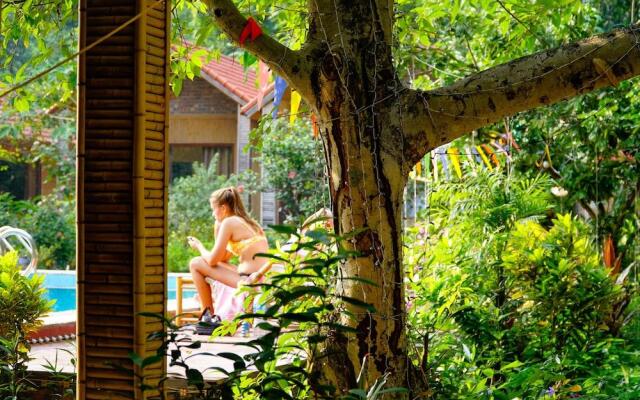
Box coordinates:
[38,271,196,312]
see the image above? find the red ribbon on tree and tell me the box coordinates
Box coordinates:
[239,17,263,46]
[311,113,319,138]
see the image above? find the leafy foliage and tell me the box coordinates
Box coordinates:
[250,116,328,224]
[1,1,638,398]
[394,0,600,90]
[405,171,640,398]
[0,193,75,269]
[0,0,76,114]
[0,251,52,337]
[513,78,640,271]
[0,251,54,398]
[128,224,397,399]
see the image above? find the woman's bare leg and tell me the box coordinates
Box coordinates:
[216,261,237,273]
[189,257,242,311]
[189,257,214,310]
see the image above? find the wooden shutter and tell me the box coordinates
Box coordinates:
[77,1,170,398]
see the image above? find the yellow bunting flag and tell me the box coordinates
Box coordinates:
[476,145,493,171]
[415,160,422,177]
[447,147,462,179]
[257,60,270,108]
[290,90,301,124]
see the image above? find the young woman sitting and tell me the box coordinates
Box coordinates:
[187,186,269,327]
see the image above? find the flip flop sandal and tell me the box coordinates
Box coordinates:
[194,308,222,335]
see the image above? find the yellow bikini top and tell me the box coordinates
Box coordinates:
[226,219,266,256]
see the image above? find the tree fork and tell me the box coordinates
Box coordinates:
[205,0,640,396]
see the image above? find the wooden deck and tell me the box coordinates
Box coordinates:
[28,328,303,398]
[28,330,273,383]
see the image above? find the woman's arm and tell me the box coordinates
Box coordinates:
[214,221,233,262]
[189,220,233,266]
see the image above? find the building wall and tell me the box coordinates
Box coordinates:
[168,114,236,145]
[169,78,239,174]
[41,170,56,196]
[170,78,237,115]
[253,101,278,225]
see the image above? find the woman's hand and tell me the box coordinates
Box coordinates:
[248,272,261,283]
[237,272,259,289]
[187,236,202,250]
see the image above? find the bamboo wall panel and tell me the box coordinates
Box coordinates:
[78,0,169,398]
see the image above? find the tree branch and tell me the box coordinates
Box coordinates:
[203,0,311,96]
[402,25,640,164]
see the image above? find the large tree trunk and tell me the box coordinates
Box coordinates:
[312,83,411,395]
[302,1,420,396]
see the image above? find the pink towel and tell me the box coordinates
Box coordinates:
[211,280,248,321]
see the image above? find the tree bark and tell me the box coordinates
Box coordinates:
[206,0,640,396]
[309,66,412,395]
[402,26,640,163]
[297,0,416,394]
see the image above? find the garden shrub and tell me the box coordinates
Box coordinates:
[0,251,54,398]
[250,117,328,224]
[0,192,75,269]
[167,231,195,273]
[0,251,53,337]
[405,171,640,398]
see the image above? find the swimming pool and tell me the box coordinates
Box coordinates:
[38,270,196,312]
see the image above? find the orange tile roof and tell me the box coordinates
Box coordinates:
[241,82,275,115]
[201,54,259,104]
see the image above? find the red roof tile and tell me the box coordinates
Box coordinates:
[201,54,259,104]
[240,82,275,115]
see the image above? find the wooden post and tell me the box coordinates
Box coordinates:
[77,1,170,398]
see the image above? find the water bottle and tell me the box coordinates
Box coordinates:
[240,321,251,337]
[253,297,268,337]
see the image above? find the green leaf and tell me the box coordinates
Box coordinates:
[190,49,208,67]
[241,51,256,71]
[216,352,246,371]
[278,312,318,323]
[172,77,183,97]
[275,285,326,306]
[337,295,376,312]
[268,224,298,236]
[14,97,29,112]
[128,352,143,366]
[141,354,163,368]
[186,368,204,389]
[378,387,410,395]
[347,388,367,398]
[500,359,524,371]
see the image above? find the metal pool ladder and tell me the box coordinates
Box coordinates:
[0,226,38,275]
